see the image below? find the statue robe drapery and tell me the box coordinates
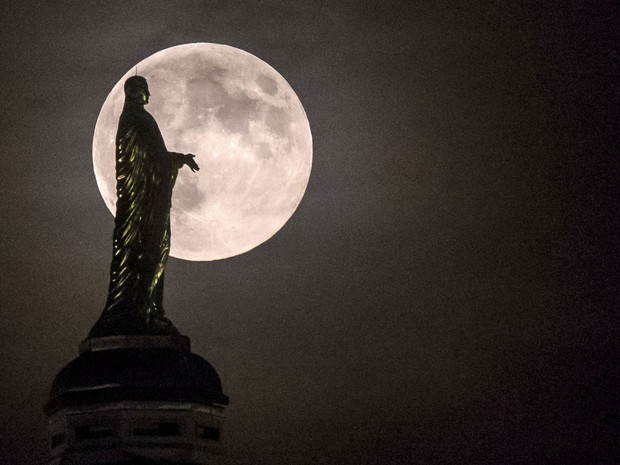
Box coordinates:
[90,100,185,336]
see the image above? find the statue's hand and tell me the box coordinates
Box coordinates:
[185,154,200,172]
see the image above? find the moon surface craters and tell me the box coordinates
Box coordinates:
[93,43,312,261]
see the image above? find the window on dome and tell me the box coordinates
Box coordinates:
[74,424,114,440]
[196,423,220,441]
[133,421,181,437]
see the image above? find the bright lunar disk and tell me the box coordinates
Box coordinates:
[93,43,312,261]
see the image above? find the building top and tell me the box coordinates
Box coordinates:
[46,335,228,415]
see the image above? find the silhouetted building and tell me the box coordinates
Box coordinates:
[44,335,228,464]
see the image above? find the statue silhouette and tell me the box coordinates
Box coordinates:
[89,76,199,337]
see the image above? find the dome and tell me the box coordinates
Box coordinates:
[46,336,228,415]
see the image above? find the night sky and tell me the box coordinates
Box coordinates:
[0,1,616,464]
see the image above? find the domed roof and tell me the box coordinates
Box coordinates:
[46,336,228,414]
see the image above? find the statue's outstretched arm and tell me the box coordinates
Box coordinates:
[182,153,200,172]
[167,152,200,172]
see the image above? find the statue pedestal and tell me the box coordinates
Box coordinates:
[78,334,191,353]
[45,335,229,465]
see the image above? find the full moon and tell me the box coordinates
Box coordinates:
[93,43,312,261]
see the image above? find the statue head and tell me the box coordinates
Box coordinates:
[124,76,150,105]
